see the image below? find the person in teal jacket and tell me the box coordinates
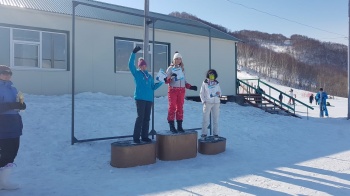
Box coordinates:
[129,46,163,143]
[315,88,328,117]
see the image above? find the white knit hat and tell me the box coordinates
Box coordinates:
[173,52,182,60]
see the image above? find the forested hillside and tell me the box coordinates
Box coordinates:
[170,12,348,97]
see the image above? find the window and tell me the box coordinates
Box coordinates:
[115,38,169,72]
[0,25,68,70]
[0,27,10,66]
[42,32,67,69]
[14,43,39,67]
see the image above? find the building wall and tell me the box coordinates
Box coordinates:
[0,6,237,96]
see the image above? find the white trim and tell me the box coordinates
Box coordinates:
[4,26,68,70]
[13,41,40,68]
[39,31,42,68]
[10,28,13,67]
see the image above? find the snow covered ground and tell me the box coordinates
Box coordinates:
[3,71,350,196]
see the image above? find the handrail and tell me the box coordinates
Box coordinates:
[258,80,314,110]
[238,79,295,111]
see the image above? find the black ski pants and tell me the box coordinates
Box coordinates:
[133,100,153,140]
[0,137,20,167]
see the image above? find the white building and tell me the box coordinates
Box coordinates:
[0,0,240,97]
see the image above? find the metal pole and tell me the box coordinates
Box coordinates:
[144,0,150,64]
[209,28,212,135]
[235,42,238,95]
[150,20,156,138]
[348,0,350,119]
[71,2,77,145]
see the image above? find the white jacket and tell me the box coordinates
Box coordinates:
[200,79,222,104]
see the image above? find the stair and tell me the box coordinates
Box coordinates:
[239,93,299,117]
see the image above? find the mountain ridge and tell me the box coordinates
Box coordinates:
[170,12,348,97]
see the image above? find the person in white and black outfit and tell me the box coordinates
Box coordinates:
[0,65,26,190]
[199,69,221,140]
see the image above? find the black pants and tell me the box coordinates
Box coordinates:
[0,137,20,167]
[133,100,153,140]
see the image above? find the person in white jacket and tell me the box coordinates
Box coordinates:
[199,69,222,140]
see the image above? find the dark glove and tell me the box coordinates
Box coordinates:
[189,86,197,91]
[171,73,177,77]
[132,46,141,53]
[0,102,26,113]
[11,102,26,110]
[18,102,26,110]
[164,77,168,82]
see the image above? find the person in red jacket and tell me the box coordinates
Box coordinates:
[165,52,197,133]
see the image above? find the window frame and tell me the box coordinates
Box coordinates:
[114,37,170,73]
[0,23,70,71]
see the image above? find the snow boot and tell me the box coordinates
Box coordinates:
[0,163,19,190]
[177,120,185,133]
[169,121,177,133]
[141,138,152,143]
[214,135,219,140]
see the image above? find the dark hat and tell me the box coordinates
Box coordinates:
[319,88,323,91]
[0,65,12,75]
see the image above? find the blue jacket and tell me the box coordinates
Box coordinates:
[315,91,327,106]
[0,80,23,139]
[128,53,162,102]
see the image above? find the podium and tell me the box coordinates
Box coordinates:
[156,130,197,161]
[198,136,226,155]
[110,140,156,168]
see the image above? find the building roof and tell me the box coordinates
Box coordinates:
[0,0,240,42]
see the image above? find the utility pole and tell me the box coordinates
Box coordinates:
[348,0,350,119]
[144,0,150,64]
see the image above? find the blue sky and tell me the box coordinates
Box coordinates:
[98,0,348,45]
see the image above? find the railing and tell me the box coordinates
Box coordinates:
[237,78,314,118]
[238,79,295,112]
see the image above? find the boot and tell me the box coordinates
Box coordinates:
[0,163,19,190]
[177,120,185,133]
[169,121,177,133]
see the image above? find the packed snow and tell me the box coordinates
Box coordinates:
[3,71,350,196]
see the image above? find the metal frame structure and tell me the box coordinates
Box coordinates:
[348,0,350,120]
[71,0,224,145]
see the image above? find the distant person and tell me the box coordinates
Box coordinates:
[309,94,314,104]
[315,88,329,117]
[128,46,163,143]
[255,86,264,104]
[200,69,222,140]
[288,89,294,105]
[0,65,26,190]
[165,51,197,133]
[315,93,319,105]
[278,92,283,106]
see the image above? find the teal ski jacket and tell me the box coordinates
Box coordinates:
[128,53,163,102]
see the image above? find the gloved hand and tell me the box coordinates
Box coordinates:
[164,77,168,82]
[189,86,197,91]
[132,46,141,53]
[171,73,177,77]
[18,102,26,110]
[0,102,26,112]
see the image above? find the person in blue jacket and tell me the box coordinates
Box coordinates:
[315,87,328,117]
[0,65,26,190]
[129,46,163,143]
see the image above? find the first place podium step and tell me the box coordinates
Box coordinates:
[156,130,198,161]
